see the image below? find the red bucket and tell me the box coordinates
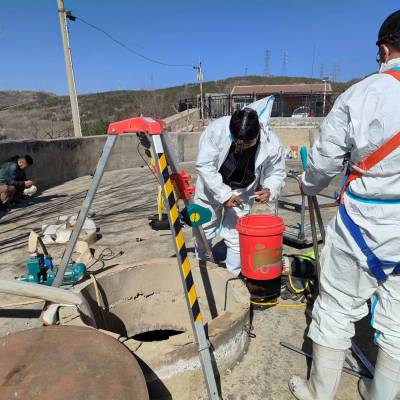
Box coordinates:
[236,215,285,280]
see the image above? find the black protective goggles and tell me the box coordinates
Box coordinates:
[234,133,260,154]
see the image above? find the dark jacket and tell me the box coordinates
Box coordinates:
[0,161,26,190]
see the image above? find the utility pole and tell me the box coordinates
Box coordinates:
[57,0,82,137]
[322,77,329,116]
[196,62,204,122]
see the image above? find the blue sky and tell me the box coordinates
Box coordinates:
[0,0,399,94]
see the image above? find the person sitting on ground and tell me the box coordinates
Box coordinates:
[0,155,35,210]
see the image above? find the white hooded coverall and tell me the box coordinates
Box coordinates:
[194,97,286,276]
[303,58,400,360]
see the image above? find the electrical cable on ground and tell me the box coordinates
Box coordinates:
[288,274,309,294]
[251,299,307,308]
[86,247,123,270]
[137,142,159,183]
[72,15,196,69]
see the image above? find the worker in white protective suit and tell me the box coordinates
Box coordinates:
[194,96,286,276]
[289,10,400,400]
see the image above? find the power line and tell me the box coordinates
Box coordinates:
[71,15,196,69]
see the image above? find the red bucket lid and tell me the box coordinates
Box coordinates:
[236,214,285,237]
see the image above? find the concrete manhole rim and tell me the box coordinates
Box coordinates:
[63,257,250,366]
[75,257,249,298]
[71,257,250,340]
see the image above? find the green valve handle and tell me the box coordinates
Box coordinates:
[181,203,212,227]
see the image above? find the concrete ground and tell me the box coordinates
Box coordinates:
[0,163,376,399]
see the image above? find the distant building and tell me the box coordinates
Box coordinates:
[230,83,334,117]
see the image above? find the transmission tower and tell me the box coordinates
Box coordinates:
[264,49,271,77]
[281,50,288,76]
[311,44,316,77]
[319,63,325,79]
[150,73,154,90]
[331,63,340,82]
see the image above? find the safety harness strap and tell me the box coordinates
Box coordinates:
[338,68,400,282]
[384,69,400,80]
[339,205,400,283]
[339,69,400,201]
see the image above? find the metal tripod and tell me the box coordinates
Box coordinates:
[52,117,220,399]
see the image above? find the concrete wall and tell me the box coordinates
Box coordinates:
[163,108,201,133]
[272,127,318,149]
[270,117,322,149]
[270,117,323,128]
[0,133,200,188]
[173,127,318,161]
[0,120,320,188]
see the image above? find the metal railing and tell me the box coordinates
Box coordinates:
[178,92,341,119]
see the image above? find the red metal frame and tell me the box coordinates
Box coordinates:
[171,171,195,201]
[107,116,195,200]
[108,116,166,135]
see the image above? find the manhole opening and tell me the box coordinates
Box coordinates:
[132,329,185,342]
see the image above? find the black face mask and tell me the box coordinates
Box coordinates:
[219,136,260,189]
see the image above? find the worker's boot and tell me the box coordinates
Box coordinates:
[288,343,346,400]
[358,349,400,400]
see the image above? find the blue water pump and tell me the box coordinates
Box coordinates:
[18,254,86,286]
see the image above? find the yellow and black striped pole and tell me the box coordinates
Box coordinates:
[150,134,220,400]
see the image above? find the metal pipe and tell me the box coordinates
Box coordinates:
[0,279,96,327]
[53,134,117,287]
[300,194,306,239]
[322,79,327,116]
[312,196,326,243]
[307,195,321,289]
